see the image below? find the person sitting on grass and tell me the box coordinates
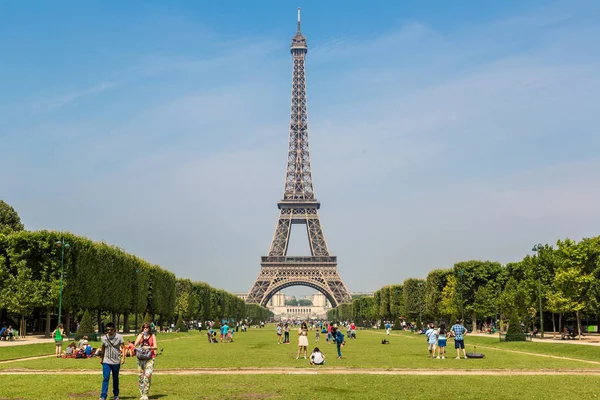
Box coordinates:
[381,339,390,344]
[78,336,89,350]
[65,342,77,357]
[309,347,325,365]
[124,340,135,357]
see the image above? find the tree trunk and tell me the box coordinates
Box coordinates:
[551,312,556,339]
[65,310,71,335]
[20,315,26,338]
[97,310,102,334]
[558,312,562,334]
[45,309,52,338]
[472,313,477,333]
[123,312,130,333]
[576,310,582,340]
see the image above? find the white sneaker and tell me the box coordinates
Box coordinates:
[304,356,307,359]
[436,356,440,359]
[442,356,445,359]
[455,357,460,359]
[295,356,299,359]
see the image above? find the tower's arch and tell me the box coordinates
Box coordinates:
[260,280,338,308]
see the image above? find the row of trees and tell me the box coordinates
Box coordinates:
[0,229,270,336]
[328,236,600,338]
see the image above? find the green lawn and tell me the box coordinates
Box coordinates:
[0,343,55,361]
[0,374,599,399]
[1,325,600,399]
[4,327,596,371]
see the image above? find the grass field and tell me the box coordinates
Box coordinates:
[1,326,599,399]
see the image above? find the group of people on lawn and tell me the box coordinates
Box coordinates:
[275,321,346,363]
[424,319,469,359]
[51,322,158,400]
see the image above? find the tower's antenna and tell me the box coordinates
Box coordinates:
[297,7,301,31]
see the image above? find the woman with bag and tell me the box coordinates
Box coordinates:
[134,322,158,400]
[51,324,65,358]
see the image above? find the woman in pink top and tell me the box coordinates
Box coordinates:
[134,323,158,400]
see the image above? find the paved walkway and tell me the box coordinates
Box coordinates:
[467,331,600,346]
[0,336,55,347]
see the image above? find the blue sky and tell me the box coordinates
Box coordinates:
[1,0,599,296]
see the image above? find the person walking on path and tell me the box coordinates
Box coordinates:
[52,324,65,358]
[134,322,158,400]
[451,319,468,359]
[99,322,124,400]
[296,322,309,359]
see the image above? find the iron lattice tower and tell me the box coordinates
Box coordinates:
[246,9,352,308]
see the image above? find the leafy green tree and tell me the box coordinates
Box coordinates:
[440,275,458,321]
[0,200,24,235]
[388,285,404,328]
[473,282,499,322]
[284,297,297,306]
[297,299,312,306]
[424,269,451,321]
[403,278,425,327]
[453,260,503,329]
[498,277,530,322]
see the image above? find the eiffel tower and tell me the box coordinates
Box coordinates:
[246,9,352,308]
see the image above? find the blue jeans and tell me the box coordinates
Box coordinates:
[336,342,342,357]
[101,362,120,399]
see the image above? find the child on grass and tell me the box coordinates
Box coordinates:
[310,347,325,365]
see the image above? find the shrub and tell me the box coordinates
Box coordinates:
[76,309,94,340]
[505,315,526,341]
[175,314,187,332]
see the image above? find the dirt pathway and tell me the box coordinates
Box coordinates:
[1,367,600,376]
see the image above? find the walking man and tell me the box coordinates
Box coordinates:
[425,323,438,359]
[99,322,124,400]
[450,319,468,359]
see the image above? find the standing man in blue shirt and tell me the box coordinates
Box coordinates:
[451,319,468,359]
[385,322,391,335]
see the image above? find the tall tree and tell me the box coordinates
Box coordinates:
[403,278,425,327]
[424,269,451,321]
[0,200,24,235]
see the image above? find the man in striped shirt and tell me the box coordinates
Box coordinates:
[451,319,468,359]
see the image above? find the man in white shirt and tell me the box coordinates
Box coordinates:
[425,323,438,359]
